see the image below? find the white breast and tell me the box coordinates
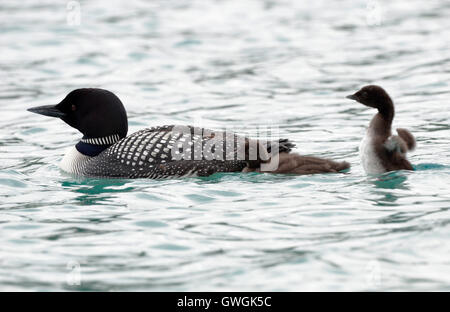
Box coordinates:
[359,130,385,174]
[60,146,91,174]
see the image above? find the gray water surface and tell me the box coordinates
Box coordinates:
[0,0,449,291]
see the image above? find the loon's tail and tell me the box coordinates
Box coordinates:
[266,138,296,155]
[244,138,295,168]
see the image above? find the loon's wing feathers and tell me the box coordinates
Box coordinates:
[166,125,294,161]
[384,135,408,154]
[383,128,416,155]
[396,128,416,151]
[81,125,293,178]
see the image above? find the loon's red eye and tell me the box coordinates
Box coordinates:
[71,104,76,111]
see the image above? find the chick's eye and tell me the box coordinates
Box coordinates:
[361,91,368,97]
[71,104,76,111]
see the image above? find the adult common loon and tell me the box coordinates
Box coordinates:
[346,85,416,174]
[28,88,349,178]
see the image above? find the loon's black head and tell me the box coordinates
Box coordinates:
[346,85,393,110]
[28,88,128,142]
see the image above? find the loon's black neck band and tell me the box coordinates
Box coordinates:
[75,141,109,157]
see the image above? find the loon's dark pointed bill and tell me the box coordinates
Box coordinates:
[27,105,66,118]
[346,94,357,100]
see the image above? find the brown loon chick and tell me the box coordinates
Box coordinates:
[244,153,350,175]
[346,85,416,174]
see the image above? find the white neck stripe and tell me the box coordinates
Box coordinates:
[81,134,120,145]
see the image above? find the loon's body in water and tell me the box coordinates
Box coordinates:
[28,88,349,178]
[346,85,416,174]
